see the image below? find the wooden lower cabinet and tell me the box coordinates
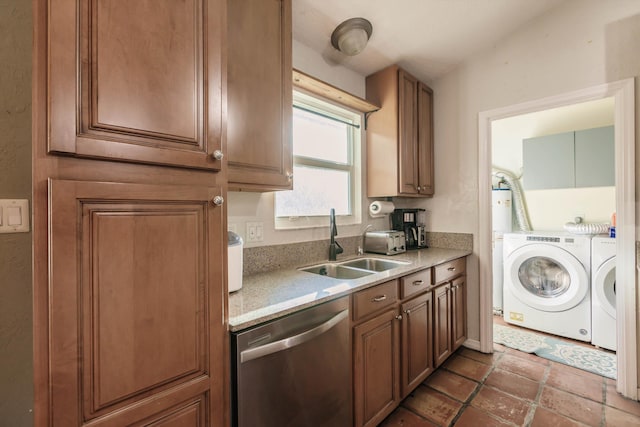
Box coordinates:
[400,292,434,397]
[452,276,467,350]
[433,283,453,367]
[46,179,226,426]
[353,308,401,427]
[352,259,466,427]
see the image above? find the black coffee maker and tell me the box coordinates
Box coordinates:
[391,208,427,250]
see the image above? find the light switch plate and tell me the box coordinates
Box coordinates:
[0,199,30,233]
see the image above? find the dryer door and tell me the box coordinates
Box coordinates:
[504,244,589,312]
[593,257,616,318]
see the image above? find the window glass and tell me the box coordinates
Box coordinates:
[274,91,361,229]
[275,166,350,217]
[293,107,350,164]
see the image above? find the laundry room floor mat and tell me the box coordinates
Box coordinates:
[493,323,617,379]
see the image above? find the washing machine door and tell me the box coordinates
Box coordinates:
[504,244,589,312]
[593,257,616,318]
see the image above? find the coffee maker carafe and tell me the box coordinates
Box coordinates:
[391,208,426,250]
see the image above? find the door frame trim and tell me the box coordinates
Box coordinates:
[478,78,637,399]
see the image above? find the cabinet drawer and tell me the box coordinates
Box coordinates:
[352,280,398,322]
[434,258,466,284]
[400,268,432,299]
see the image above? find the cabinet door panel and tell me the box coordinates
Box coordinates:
[575,126,615,187]
[417,83,434,195]
[452,276,467,350]
[49,0,224,170]
[397,69,419,195]
[433,284,452,367]
[227,0,292,190]
[48,179,225,426]
[353,309,399,427]
[401,293,434,397]
[522,131,574,190]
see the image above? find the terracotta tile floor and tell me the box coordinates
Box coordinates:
[380,340,640,426]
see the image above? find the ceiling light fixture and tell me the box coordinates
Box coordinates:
[330,17,373,56]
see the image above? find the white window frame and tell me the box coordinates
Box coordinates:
[275,90,362,230]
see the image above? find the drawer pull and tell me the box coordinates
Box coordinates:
[447,266,456,271]
[412,280,424,286]
[371,295,387,303]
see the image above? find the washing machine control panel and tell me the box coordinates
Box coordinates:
[526,236,565,243]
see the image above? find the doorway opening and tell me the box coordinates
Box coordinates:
[478,79,637,399]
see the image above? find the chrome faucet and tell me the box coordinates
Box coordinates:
[329,208,343,261]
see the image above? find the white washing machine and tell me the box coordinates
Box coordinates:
[591,236,616,351]
[503,232,591,342]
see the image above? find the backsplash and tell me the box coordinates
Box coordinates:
[242,232,473,276]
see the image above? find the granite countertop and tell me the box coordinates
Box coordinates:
[228,247,472,332]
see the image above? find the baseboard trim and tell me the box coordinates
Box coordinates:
[463,339,482,352]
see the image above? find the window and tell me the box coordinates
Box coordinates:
[275,91,362,229]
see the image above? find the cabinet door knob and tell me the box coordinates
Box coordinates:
[212,150,224,160]
[417,186,422,191]
[395,314,403,321]
[211,196,224,206]
[371,295,387,303]
[412,280,424,286]
[404,309,411,315]
[286,171,293,181]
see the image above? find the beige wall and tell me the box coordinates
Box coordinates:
[0,0,33,424]
[424,0,640,347]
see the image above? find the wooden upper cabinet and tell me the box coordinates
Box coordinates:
[417,82,434,195]
[227,0,293,191]
[47,179,226,426]
[47,0,225,170]
[366,65,434,197]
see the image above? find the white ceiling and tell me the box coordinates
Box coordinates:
[293,0,567,83]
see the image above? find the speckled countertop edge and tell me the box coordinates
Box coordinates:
[228,247,471,331]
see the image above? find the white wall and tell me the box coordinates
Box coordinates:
[492,98,615,230]
[227,40,388,248]
[421,0,640,342]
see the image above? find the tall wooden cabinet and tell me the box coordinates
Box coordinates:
[366,65,434,197]
[33,0,228,425]
[227,0,293,191]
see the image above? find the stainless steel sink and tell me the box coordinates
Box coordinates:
[299,257,409,280]
[339,257,410,272]
[300,264,374,279]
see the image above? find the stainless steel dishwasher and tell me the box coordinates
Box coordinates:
[231,296,351,427]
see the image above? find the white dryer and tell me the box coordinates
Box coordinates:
[591,236,616,351]
[503,232,591,342]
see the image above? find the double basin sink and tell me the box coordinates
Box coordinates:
[299,257,410,280]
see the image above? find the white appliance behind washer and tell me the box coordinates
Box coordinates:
[503,232,591,342]
[591,236,616,351]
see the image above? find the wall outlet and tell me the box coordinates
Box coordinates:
[246,221,263,242]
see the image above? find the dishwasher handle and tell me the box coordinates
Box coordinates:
[240,309,348,363]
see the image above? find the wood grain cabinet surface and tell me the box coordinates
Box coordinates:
[353,307,401,427]
[34,1,229,424]
[46,180,226,426]
[366,65,434,197]
[433,259,467,367]
[227,0,293,191]
[400,292,434,397]
[351,259,466,427]
[47,0,225,171]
